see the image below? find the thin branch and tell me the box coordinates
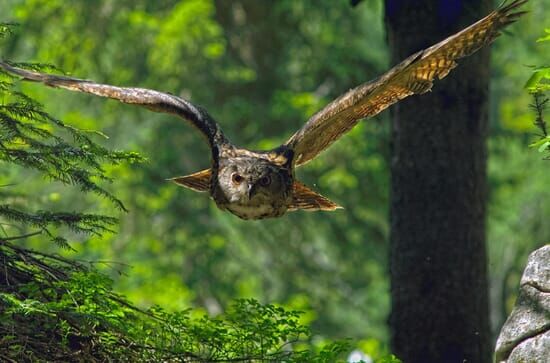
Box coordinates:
[530,91,548,136]
[2,231,42,240]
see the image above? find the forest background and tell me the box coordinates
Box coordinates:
[0,0,548,359]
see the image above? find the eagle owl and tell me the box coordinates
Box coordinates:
[0,1,527,219]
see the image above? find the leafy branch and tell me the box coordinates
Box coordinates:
[525,29,550,157]
[528,92,549,156]
[0,80,144,212]
[0,205,117,249]
[0,239,349,362]
[0,23,144,246]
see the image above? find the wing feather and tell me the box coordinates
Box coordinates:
[0,61,226,148]
[285,0,528,166]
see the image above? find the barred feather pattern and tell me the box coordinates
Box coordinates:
[170,169,212,192]
[286,0,528,166]
[288,181,342,211]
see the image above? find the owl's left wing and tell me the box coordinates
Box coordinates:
[285,0,527,166]
[0,61,226,148]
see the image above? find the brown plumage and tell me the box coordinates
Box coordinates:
[0,0,527,219]
[285,0,528,166]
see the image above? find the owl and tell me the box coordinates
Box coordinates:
[0,1,527,219]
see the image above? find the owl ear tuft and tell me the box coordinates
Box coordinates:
[169,168,211,192]
[288,181,342,211]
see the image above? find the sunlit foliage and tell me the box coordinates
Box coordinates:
[0,0,548,358]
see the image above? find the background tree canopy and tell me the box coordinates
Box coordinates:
[0,0,548,360]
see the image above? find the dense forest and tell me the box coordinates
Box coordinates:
[0,0,548,362]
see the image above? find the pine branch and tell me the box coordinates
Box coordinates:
[0,44,135,245]
[0,64,145,214]
[0,239,349,362]
[0,204,118,248]
[530,91,548,137]
[528,91,550,158]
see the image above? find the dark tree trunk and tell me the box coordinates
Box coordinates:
[385,1,491,362]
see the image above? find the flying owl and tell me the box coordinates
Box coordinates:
[0,0,527,219]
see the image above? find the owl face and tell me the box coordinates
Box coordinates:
[213,156,292,219]
[217,157,291,204]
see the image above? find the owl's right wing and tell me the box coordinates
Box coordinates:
[0,61,226,148]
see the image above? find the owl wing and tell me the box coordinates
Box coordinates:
[0,61,226,148]
[285,0,527,166]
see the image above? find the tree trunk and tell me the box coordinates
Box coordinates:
[385,1,491,362]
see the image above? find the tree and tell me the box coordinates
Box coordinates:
[386,1,491,362]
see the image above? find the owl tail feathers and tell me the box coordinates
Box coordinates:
[289,181,343,212]
[169,168,211,192]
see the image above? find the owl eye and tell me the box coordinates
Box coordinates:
[259,175,271,186]
[231,173,244,184]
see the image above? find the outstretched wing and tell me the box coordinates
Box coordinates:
[285,0,528,166]
[0,61,226,148]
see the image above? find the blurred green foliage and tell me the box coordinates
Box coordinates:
[0,0,548,358]
[0,240,350,361]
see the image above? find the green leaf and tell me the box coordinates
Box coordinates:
[538,141,550,152]
[524,67,550,91]
[529,137,550,152]
[536,28,550,42]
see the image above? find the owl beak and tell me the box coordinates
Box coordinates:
[247,183,256,200]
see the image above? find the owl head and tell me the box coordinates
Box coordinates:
[216,157,292,205]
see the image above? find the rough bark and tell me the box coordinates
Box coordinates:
[385,1,491,362]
